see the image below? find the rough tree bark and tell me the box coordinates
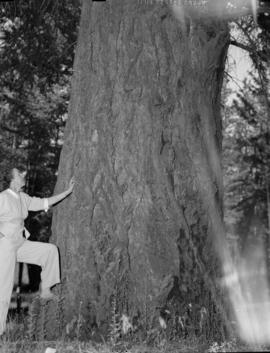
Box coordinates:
[52,0,230,339]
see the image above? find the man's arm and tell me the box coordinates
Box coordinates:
[47,178,75,207]
[24,177,75,212]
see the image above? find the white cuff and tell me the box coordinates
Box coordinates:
[44,198,49,212]
[24,227,31,239]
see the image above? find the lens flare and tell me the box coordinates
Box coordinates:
[223,239,270,345]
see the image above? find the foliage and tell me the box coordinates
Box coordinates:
[224,78,269,229]
[0,0,81,246]
[223,19,270,252]
[0,0,81,193]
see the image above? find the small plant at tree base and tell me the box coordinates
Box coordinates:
[76,300,84,341]
[109,294,122,348]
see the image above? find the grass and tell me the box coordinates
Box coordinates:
[1,339,270,353]
[0,312,206,353]
[0,338,207,353]
[2,298,270,353]
[1,324,269,353]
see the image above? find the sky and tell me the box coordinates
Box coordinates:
[227,41,253,92]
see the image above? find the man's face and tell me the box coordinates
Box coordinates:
[12,168,26,189]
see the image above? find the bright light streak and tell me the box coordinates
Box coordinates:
[223,239,270,345]
[251,0,258,22]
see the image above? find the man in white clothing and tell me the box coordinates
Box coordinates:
[0,166,74,335]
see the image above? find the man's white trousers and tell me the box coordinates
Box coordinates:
[0,237,60,335]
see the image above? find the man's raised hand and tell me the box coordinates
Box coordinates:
[67,177,75,194]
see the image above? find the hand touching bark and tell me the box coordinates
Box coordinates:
[47,177,75,208]
[67,177,75,194]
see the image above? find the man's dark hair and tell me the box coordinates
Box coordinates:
[2,165,27,189]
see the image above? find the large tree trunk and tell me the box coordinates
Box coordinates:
[52,0,230,339]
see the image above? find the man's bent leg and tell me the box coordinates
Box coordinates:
[16,241,60,296]
[0,238,16,335]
